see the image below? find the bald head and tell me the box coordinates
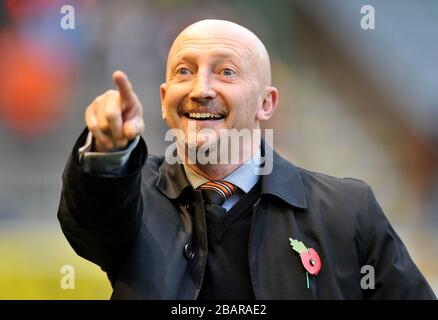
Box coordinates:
[167,19,272,86]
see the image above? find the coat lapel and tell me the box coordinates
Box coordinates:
[249,142,318,299]
[259,140,307,209]
[155,159,192,200]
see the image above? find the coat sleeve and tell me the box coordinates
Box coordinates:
[57,129,147,280]
[362,185,436,299]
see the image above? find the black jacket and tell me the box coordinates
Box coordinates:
[58,129,436,299]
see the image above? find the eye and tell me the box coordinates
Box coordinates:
[176,67,192,76]
[220,68,236,77]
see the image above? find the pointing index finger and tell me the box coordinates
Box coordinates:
[113,70,136,106]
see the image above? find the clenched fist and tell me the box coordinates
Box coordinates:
[85,71,144,152]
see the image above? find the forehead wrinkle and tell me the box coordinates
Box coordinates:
[173,37,254,52]
[171,38,252,62]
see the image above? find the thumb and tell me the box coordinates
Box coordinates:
[123,117,144,141]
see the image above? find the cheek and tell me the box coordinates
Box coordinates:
[221,87,248,110]
[235,91,260,118]
[164,85,190,111]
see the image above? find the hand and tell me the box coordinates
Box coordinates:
[85,71,144,152]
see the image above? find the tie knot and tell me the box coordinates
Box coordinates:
[199,181,237,205]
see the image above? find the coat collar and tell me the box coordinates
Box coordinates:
[259,140,308,209]
[155,140,308,210]
[155,158,192,200]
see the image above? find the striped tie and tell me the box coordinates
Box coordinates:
[199,181,237,205]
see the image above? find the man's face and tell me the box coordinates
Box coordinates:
[160,21,274,151]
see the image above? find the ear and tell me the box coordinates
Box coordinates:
[256,86,278,121]
[160,83,167,120]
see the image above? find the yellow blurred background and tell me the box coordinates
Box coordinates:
[0,222,111,299]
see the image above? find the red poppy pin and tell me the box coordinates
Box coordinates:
[289,238,321,289]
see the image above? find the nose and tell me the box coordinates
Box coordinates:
[189,70,216,101]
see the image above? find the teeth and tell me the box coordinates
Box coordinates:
[187,112,222,119]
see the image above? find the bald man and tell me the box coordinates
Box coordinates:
[58,20,435,299]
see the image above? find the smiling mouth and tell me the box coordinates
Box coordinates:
[183,112,225,120]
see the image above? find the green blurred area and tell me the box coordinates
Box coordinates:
[0,223,112,299]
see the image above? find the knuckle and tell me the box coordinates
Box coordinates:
[100,122,110,133]
[87,123,97,133]
[97,134,109,144]
[87,124,97,135]
[105,110,118,121]
[86,101,97,114]
[85,112,97,128]
[105,108,119,121]
[95,94,104,103]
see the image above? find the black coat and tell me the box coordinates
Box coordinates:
[58,130,436,299]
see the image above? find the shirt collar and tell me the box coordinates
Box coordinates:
[155,139,308,210]
[182,148,261,193]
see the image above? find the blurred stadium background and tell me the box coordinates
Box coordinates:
[0,0,437,299]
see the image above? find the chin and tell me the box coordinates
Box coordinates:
[186,132,219,150]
